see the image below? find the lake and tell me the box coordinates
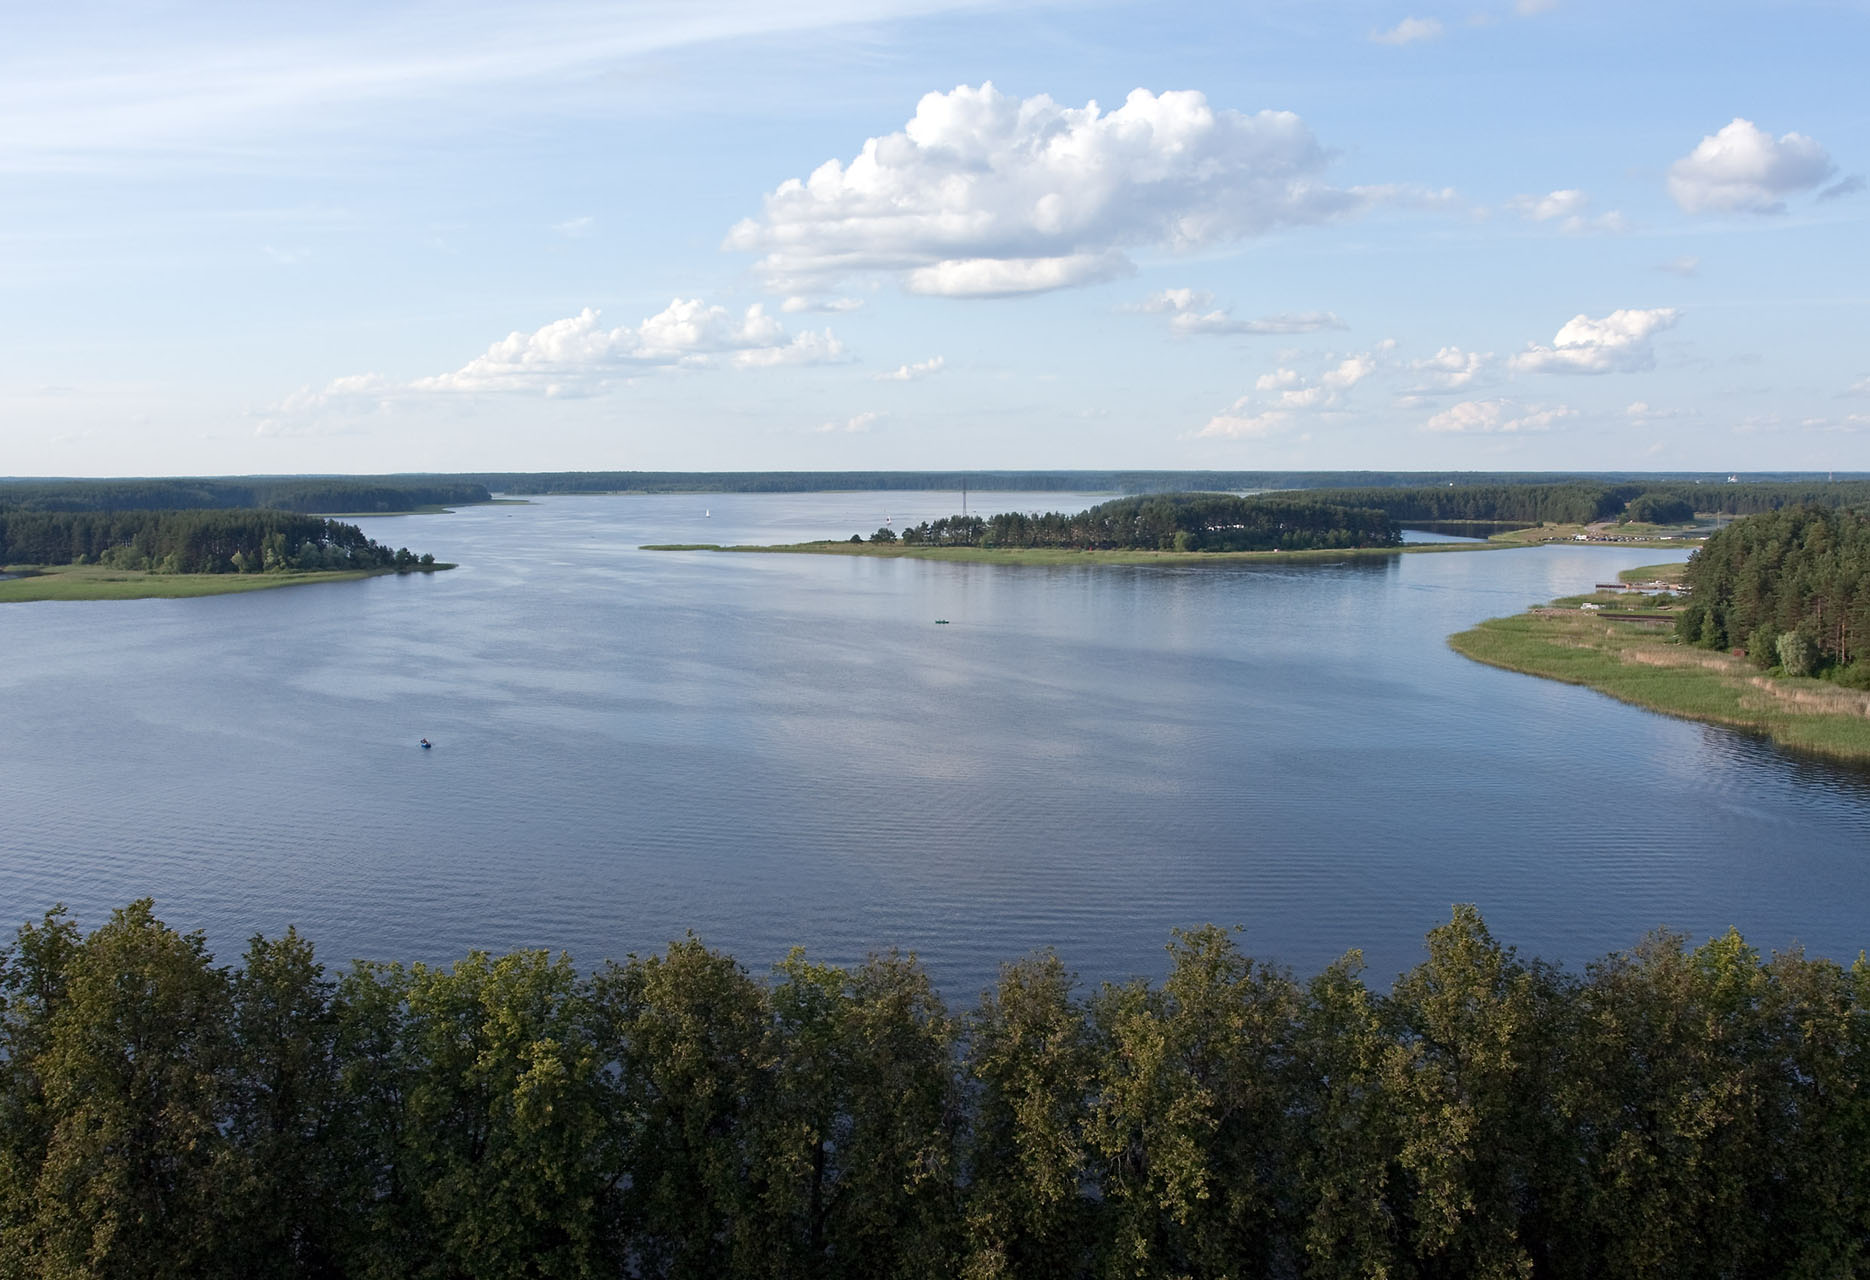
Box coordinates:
[3,491,1867,999]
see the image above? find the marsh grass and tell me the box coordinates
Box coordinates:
[0,563,453,603]
[1450,609,1870,761]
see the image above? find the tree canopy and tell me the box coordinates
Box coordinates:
[3,903,1867,1278]
[1676,504,1870,675]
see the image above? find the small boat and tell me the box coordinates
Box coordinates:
[420,738,432,749]
[934,619,950,625]
[704,509,711,518]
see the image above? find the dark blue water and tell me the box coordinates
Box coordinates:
[3,492,1866,999]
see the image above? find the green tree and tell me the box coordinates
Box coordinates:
[1088,926,1302,1279]
[1381,905,1573,1279]
[591,936,771,1280]
[22,901,232,1278]
[221,928,343,1278]
[1289,953,1401,1280]
[960,952,1096,1280]
[396,950,614,1280]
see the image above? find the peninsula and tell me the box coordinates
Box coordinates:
[0,508,451,603]
[1450,506,1870,761]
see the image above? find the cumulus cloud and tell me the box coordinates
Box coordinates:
[1372,17,1443,44]
[1667,119,1836,214]
[1406,346,1496,393]
[876,356,945,381]
[726,83,1378,298]
[1422,398,1576,433]
[1657,255,1700,277]
[553,216,595,237]
[1196,350,1382,438]
[1506,189,1627,234]
[1510,307,1678,375]
[410,301,843,392]
[1134,288,1345,337]
[1844,377,1870,398]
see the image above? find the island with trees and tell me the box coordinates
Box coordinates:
[1450,504,1870,760]
[1,900,1865,1278]
[650,492,1416,563]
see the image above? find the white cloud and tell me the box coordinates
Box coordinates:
[1516,0,1559,14]
[1372,17,1443,44]
[1844,377,1870,398]
[1132,288,1344,336]
[1505,189,1626,234]
[1667,119,1836,214]
[725,83,1375,297]
[1196,350,1382,438]
[1407,346,1495,392]
[876,356,945,381]
[1626,400,1691,423]
[817,411,881,433]
[781,295,865,313]
[1657,255,1700,277]
[264,299,844,427]
[1423,398,1575,433]
[553,216,595,237]
[871,357,942,381]
[904,252,1132,298]
[410,301,843,391]
[1510,307,1679,375]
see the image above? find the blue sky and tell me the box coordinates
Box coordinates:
[3,0,1864,475]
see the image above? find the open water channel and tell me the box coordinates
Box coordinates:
[3,491,1867,998]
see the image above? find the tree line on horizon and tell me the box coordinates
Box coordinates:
[8,473,1870,523]
[0,509,433,575]
[2,901,1865,1279]
[0,478,490,515]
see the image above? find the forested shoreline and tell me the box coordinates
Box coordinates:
[0,510,434,575]
[3,903,1865,1279]
[1677,504,1870,682]
[882,494,1401,552]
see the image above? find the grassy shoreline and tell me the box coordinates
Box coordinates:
[0,562,455,603]
[1448,563,1870,762]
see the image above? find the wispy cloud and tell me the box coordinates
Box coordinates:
[259,298,845,432]
[876,356,945,381]
[0,1,1010,172]
[1131,289,1345,337]
[1371,17,1443,45]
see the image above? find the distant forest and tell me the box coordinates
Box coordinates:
[7,472,1870,521]
[2,902,1865,1279]
[0,510,431,575]
[0,477,490,515]
[884,493,1400,552]
[1677,504,1870,680]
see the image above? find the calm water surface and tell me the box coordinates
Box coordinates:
[3,492,1867,998]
